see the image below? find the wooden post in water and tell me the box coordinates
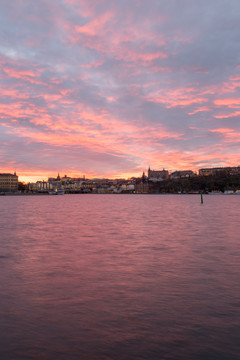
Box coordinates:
[201,192,203,204]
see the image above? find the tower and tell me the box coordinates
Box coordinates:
[148,166,151,179]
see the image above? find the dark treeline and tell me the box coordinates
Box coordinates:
[144,174,240,194]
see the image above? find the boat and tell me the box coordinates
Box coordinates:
[49,189,65,195]
[56,189,65,195]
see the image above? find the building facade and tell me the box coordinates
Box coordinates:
[170,170,195,179]
[0,172,18,192]
[199,166,240,176]
[148,167,169,181]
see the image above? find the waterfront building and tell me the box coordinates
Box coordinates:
[135,182,150,194]
[0,172,18,192]
[36,181,52,191]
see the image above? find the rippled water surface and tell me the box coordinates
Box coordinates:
[0,194,239,359]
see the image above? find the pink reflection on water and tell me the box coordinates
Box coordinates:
[0,194,239,359]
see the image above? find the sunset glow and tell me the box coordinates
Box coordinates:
[0,0,239,182]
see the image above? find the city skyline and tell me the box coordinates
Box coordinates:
[4,164,240,184]
[1,0,240,183]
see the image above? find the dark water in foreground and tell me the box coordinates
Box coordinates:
[0,194,239,360]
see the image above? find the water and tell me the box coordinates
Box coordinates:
[0,194,239,360]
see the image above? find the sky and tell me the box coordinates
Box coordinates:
[0,0,240,182]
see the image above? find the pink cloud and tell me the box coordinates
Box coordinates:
[188,107,212,115]
[147,88,209,108]
[210,128,240,142]
[75,11,113,37]
[214,111,240,119]
[2,65,45,86]
[214,98,240,106]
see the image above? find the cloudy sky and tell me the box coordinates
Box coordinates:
[0,0,239,181]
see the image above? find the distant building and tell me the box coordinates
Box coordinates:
[199,166,240,176]
[199,168,223,176]
[0,172,18,192]
[148,167,169,181]
[170,170,195,179]
[35,181,52,191]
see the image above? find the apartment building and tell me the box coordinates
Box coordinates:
[0,172,18,192]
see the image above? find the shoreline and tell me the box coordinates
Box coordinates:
[1,192,240,196]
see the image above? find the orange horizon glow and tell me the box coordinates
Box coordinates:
[3,158,239,185]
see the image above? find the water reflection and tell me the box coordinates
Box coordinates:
[0,195,239,359]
